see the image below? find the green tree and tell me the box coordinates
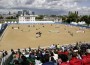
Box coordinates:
[87,15,90,25]
[80,15,90,25]
[50,15,56,17]
[0,16,3,19]
[6,16,16,19]
[62,16,67,23]
[36,15,44,19]
[66,11,78,23]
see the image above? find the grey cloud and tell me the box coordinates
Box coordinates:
[0,6,5,9]
[25,0,35,4]
[0,0,90,15]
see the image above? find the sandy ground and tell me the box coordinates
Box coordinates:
[0,24,90,51]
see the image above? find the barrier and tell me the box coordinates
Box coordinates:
[19,21,55,24]
[0,24,8,41]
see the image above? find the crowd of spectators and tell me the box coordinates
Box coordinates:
[0,42,90,65]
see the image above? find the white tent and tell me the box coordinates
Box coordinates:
[78,21,86,25]
[0,24,2,30]
[8,21,11,23]
[71,22,78,25]
[15,21,17,23]
[10,21,13,23]
[4,21,7,23]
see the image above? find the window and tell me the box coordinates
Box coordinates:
[25,17,30,19]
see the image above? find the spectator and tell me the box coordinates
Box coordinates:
[20,55,30,65]
[14,60,20,65]
[35,57,42,65]
[42,54,54,65]
[60,54,70,65]
[69,50,82,65]
[11,49,15,54]
[57,44,60,49]
[4,51,8,56]
[82,49,90,65]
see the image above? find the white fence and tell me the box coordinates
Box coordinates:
[19,21,55,24]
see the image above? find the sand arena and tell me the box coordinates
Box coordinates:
[0,24,90,51]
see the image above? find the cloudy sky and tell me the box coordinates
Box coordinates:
[0,0,90,15]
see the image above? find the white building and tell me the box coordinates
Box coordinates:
[19,15,37,22]
[19,15,54,23]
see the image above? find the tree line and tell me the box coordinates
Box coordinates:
[0,11,90,25]
[62,11,90,25]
